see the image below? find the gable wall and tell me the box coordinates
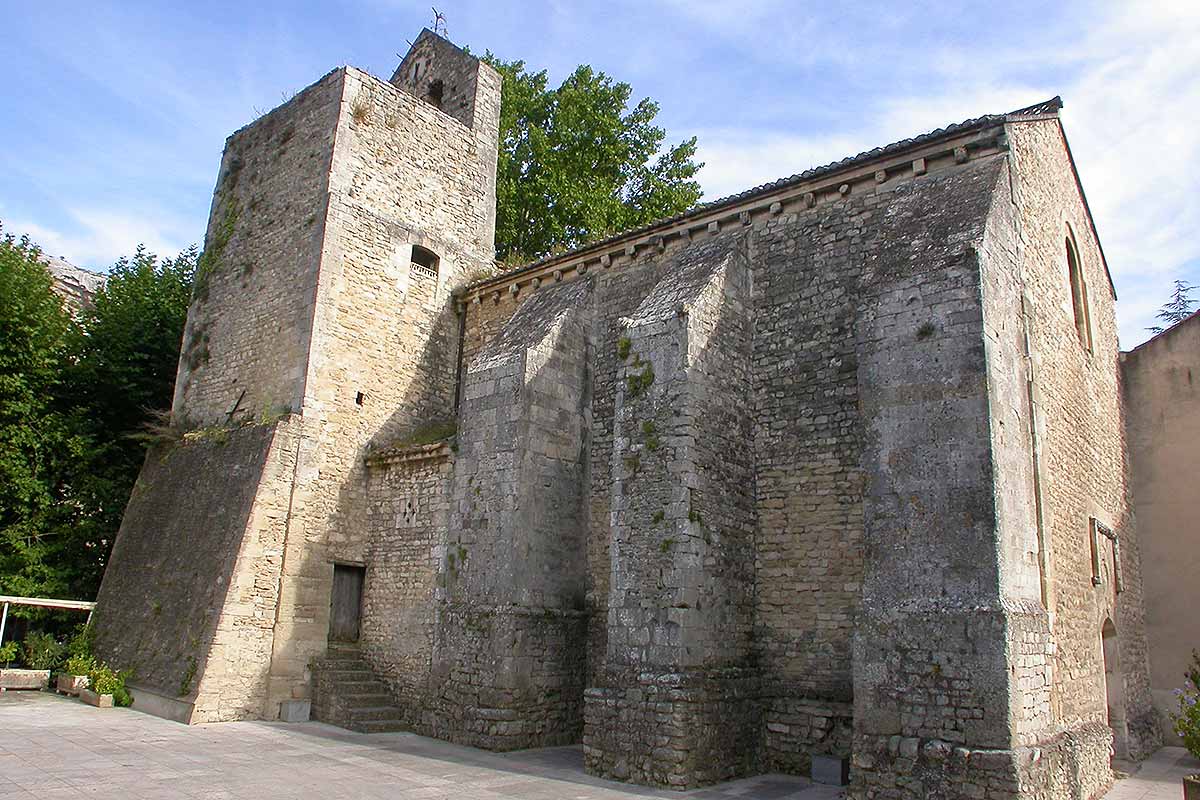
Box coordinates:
[1005,118,1157,760]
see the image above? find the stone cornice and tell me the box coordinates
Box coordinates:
[457,123,1011,307]
[365,440,453,468]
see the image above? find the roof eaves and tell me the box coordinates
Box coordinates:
[465,97,1064,294]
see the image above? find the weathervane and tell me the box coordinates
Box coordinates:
[432,7,448,38]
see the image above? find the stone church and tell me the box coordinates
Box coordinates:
[93,29,1160,799]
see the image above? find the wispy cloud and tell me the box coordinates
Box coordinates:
[3,207,197,271]
[4,0,1196,344]
[687,1,1200,346]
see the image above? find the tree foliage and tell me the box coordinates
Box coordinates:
[483,56,704,263]
[0,225,194,611]
[0,230,90,604]
[1147,279,1197,334]
[65,246,196,486]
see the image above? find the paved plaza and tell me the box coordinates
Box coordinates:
[0,692,840,799]
[1,691,1196,799]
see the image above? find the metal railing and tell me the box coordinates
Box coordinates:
[0,595,96,644]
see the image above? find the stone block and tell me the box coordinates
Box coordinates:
[811,754,849,786]
[279,699,311,722]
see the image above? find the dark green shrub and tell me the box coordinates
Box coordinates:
[22,632,63,670]
[65,623,93,660]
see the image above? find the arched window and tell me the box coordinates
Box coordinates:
[410,245,439,279]
[1066,234,1092,351]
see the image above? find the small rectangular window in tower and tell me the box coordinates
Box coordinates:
[1089,518,1122,593]
[411,245,439,280]
[355,391,365,406]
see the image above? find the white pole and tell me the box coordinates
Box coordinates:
[0,601,8,645]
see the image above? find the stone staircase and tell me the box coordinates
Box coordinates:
[310,645,408,733]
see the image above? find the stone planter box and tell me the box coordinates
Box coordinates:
[56,674,89,696]
[1184,774,1200,800]
[0,668,50,691]
[79,688,114,708]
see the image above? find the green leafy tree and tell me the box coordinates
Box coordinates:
[1147,279,1197,334]
[57,246,196,596]
[0,228,91,604]
[0,227,195,611]
[65,247,195,473]
[482,56,703,263]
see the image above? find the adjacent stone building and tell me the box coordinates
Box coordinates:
[93,30,1160,799]
[1122,310,1200,741]
[45,254,105,315]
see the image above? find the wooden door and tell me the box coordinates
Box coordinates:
[329,564,365,643]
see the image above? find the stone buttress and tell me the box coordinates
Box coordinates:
[428,280,593,748]
[583,236,759,787]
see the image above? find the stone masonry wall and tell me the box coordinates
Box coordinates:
[1006,118,1158,761]
[391,28,497,135]
[1122,312,1200,740]
[977,155,1057,750]
[173,72,342,425]
[455,132,1143,795]
[585,235,759,788]
[262,59,501,715]
[852,159,1014,789]
[101,36,504,725]
[459,255,682,697]
[430,280,592,749]
[360,446,453,722]
[94,419,301,721]
[748,173,871,772]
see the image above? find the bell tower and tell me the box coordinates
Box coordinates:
[94,32,502,723]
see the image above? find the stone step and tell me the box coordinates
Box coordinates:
[340,692,394,708]
[321,667,375,680]
[347,705,406,721]
[319,658,368,671]
[337,679,388,695]
[351,719,409,734]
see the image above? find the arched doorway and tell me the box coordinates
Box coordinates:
[1101,618,1128,759]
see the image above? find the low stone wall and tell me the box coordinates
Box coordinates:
[427,605,588,750]
[851,722,1112,800]
[583,667,760,789]
[761,697,854,776]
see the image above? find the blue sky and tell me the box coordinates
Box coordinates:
[2,0,1196,347]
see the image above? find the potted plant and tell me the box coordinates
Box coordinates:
[56,654,93,696]
[56,624,95,695]
[1174,650,1200,800]
[79,662,132,708]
